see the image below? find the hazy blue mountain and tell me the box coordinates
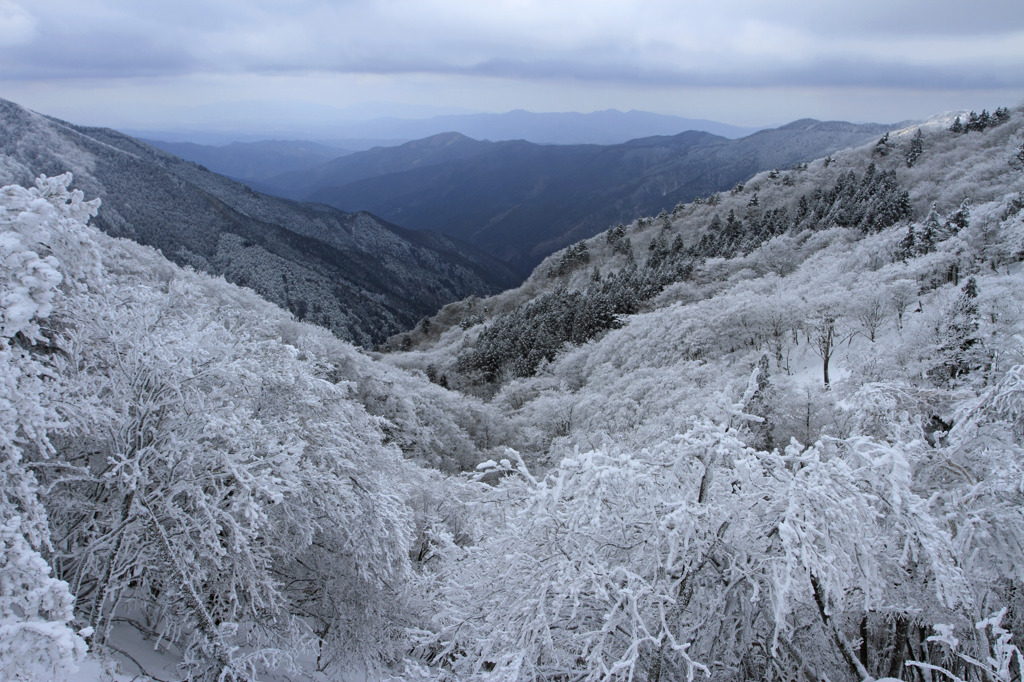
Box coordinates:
[126,109,759,148]
[0,98,520,345]
[265,132,498,201]
[279,119,895,271]
[143,139,350,183]
[121,127,406,150]
[325,109,761,145]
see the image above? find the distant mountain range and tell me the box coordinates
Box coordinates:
[0,98,519,345]
[258,120,898,272]
[136,109,765,187]
[130,108,763,148]
[320,109,762,145]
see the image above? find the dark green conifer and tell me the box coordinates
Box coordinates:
[906,129,924,167]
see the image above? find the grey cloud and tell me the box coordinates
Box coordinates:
[0,1,36,47]
[0,32,198,79]
[1,0,1022,94]
[459,56,1024,91]
[746,0,1024,37]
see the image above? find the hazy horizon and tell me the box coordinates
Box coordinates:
[114,105,772,147]
[2,0,1022,136]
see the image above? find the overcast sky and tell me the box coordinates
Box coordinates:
[1,0,1023,136]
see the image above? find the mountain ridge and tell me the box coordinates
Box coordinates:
[131,108,761,147]
[270,120,896,271]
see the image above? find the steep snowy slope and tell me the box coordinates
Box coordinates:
[0,172,521,680]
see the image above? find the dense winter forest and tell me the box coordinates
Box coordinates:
[3,106,1024,681]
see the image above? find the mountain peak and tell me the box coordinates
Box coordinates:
[775,118,895,133]
[406,131,479,147]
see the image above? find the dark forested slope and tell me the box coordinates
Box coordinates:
[143,138,350,184]
[268,120,895,271]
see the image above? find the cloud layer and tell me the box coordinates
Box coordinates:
[3,0,1022,87]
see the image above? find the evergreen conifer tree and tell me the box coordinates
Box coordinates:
[906,128,924,167]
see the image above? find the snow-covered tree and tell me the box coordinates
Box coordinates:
[421,371,980,680]
[1,174,427,679]
[0,175,95,680]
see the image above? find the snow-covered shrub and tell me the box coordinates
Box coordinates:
[0,517,87,682]
[0,175,93,680]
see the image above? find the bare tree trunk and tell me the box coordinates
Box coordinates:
[811,573,870,681]
[860,614,870,672]
[888,616,910,679]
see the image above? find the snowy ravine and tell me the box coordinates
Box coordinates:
[3,104,1024,682]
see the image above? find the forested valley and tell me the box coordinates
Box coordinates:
[3,106,1024,681]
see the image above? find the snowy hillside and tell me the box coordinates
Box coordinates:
[2,104,1024,681]
[382,106,1024,679]
[0,174,518,680]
